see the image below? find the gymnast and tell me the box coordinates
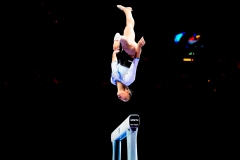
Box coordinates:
[111,5,145,102]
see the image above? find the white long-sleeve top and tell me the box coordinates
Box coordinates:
[110,58,140,86]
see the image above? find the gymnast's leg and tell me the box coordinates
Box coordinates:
[117,5,136,54]
[117,5,135,41]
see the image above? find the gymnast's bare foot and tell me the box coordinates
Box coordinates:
[117,5,132,12]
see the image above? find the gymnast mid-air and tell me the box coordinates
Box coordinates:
[111,5,146,102]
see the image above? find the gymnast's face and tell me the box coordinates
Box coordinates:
[117,90,130,102]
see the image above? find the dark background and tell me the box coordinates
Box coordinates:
[1,0,239,159]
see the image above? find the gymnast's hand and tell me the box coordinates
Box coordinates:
[113,49,120,54]
[113,40,120,51]
[135,37,145,58]
[138,37,145,48]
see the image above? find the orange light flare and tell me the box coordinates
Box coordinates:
[183,58,194,61]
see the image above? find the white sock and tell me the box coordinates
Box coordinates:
[114,33,121,41]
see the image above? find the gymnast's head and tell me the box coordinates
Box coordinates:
[117,86,133,102]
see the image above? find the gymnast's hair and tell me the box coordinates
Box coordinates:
[126,86,133,98]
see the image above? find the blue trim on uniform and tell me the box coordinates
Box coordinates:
[118,71,123,81]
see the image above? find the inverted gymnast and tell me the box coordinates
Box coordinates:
[111,5,145,102]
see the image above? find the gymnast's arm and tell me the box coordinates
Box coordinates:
[112,50,119,63]
[135,47,142,59]
[122,58,139,83]
[111,50,120,85]
[122,37,145,82]
[135,37,145,58]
